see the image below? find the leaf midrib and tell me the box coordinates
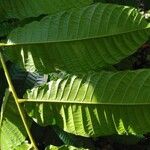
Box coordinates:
[0,26,149,47]
[20,99,150,105]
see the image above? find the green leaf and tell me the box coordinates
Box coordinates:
[49,145,87,150]
[0,0,92,21]
[0,21,16,37]
[94,0,141,7]
[24,69,150,137]
[15,143,32,150]
[4,3,150,73]
[94,0,150,10]
[9,63,48,97]
[0,90,29,150]
[53,126,95,149]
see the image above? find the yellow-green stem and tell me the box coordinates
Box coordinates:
[0,51,38,150]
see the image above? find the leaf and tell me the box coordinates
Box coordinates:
[0,21,16,37]
[9,63,48,97]
[49,145,87,150]
[0,61,47,99]
[0,90,29,150]
[15,143,32,150]
[24,69,150,137]
[4,3,150,73]
[53,126,95,149]
[94,0,150,11]
[0,0,92,21]
[107,134,143,145]
[94,0,142,7]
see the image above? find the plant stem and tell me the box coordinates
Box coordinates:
[0,51,38,150]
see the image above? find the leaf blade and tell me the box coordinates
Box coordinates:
[0,0,92,21]
[4,3,150,73]
[24,70,150,137]
[1,90,28,150]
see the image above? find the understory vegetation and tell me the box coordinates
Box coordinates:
[0,0,150,150]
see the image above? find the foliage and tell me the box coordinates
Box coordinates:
[5,3,150,73]
[0,90,29,150]
[0,0,150,150]
[24,70,150,137]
